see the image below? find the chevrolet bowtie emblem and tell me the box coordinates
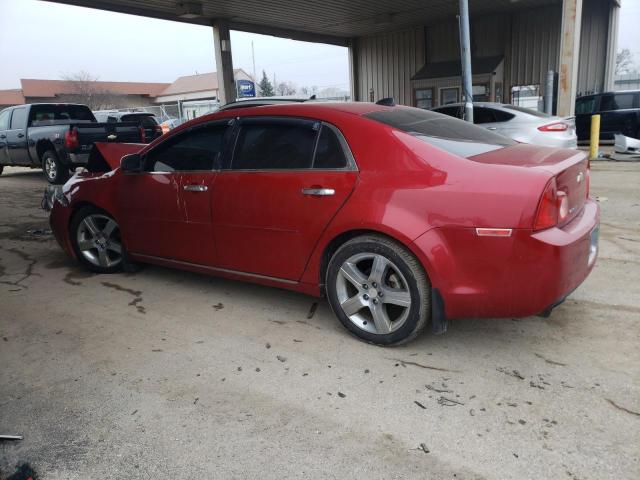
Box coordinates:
[107,134,117,140]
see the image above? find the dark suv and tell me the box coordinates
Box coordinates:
[575,90,640,141]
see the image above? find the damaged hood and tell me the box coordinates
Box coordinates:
[88,142,146,172]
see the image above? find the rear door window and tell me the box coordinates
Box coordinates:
[231,119,318,170]
[10,108,26,130]
[576,97,596,115]
[365,107,514,158]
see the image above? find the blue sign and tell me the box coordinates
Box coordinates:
[237,79,256,98]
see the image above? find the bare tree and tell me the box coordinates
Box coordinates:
[276,81,297,96]
[59,71,128,110]
[615,48,636,75]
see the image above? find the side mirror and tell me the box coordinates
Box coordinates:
[120,153,143,173]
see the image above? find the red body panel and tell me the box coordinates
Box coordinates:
[50,103,600,320]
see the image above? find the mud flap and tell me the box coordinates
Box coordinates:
[431,288,448,335]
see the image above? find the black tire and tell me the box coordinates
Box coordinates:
[69,206,124,274]
[326,234,431,346]
[42,150,69,184]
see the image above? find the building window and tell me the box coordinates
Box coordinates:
[414,88,434,109]
[472,84,489,102]
[439,87,460,106]
[511,85,541,110]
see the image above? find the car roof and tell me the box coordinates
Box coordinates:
[433,102,504,109]
[218,101,395,116]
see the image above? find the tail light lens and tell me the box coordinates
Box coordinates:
[534,179,570,230]
[139,126,146,143]
[64,127,79,149]
[538,122,568,132]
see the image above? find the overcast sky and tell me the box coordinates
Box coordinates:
[0,0,638,91]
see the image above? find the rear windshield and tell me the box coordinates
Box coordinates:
[502,105,550,118]
[121,114,158,127]
[29,105,96,126]
[364,108,514,158]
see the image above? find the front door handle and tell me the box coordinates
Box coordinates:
[486,127,497,131]
[183,184,208,192]
[17,133,25,138]
[302,188,335,196]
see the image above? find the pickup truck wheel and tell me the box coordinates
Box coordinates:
[42,150,69,184]
[70,206,124,273]
[326,234,431,346]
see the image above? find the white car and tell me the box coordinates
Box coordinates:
[432,102,577,149]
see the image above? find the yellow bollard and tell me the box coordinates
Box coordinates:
[589,114,600,161]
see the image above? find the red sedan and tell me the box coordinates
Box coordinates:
[48,102,599,345]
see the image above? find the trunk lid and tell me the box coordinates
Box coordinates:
[471,143,589,226]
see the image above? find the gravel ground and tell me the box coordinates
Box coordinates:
[0,162,639,480]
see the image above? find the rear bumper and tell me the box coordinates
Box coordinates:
[412,199,600,319]
[68,153,90,165]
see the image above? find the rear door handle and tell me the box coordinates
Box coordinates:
[0,134,5,139]
[302,188,335,196]
[17,133,25,138]
[486,127,497,131]
[183,184,208,192]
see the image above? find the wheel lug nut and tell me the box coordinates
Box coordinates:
[363,294,369,300]
[372,282,377,288]
[372,299,379,304]
[378,291,384,297]
[363,284,368,289]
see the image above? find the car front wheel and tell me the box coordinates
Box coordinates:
[70,206,124,273]
[326,234,431,346]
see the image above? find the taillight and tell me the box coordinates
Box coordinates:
[534,179,571,230]
[538,122,568,132]
[139,126,146,143]
[64,127,79,149]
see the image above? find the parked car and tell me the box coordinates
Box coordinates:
[432,102,577,149]
[93,111,163,143]
[575,90,640,141]
[46,103,598,345]
[0,103,143,183]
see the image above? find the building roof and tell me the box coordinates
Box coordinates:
[411,56,504,80]
[20,79,170,98]
[0,89,25,106]
[158,69,252,96]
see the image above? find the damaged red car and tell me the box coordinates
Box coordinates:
[47,102,599,345]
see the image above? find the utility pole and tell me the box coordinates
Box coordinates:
[458,0,473,123]
[251,41,256,84]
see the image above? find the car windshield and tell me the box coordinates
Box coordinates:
[364,107,514,158]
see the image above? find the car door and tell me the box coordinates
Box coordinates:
[0,109,10,166]
[575,95,597,141]
[5,107,29,165]
[211,117,358,281]
[117,121,229,265]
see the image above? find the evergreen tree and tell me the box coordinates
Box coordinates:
[258,70,275,97]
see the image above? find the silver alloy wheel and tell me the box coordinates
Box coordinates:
[44,155,57,181]
[76,214,123,268]
[335,252,412,335]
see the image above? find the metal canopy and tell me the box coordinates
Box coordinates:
[44,0,561,45]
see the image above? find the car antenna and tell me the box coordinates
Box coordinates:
[376,97,395,106]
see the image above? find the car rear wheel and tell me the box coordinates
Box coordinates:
[326,234,431,345]
[70,206,124,273]
[42,150,69,184]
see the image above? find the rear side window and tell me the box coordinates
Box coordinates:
[473,107,496,124]
[0,109,10,130]
[434,106,463,119]
[146,124,227,172]
[314,125,348,169]
[232,120,318,170]
[28,105,95,126]
[10,108,26,129]
[492,109,515,122]
[365,107,514,158]
[576,97,596,115]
